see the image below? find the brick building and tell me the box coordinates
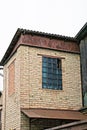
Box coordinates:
[0,23,87,130]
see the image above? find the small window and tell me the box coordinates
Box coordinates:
[42,57,62,90]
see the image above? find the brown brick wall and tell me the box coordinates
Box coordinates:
[20,34,80,53]
[8,60,15,96]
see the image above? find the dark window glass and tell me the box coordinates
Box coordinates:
[42,57,62,90]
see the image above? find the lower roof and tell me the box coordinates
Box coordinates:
[45,119,87,130]
[21,108,87,120]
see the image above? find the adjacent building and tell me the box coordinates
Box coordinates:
[0,23,87,130]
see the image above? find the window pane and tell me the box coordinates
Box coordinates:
[58,86,62,90]
[48,68,53,73]
[48,74,53,79]
[48,79,53,83]
[53,69,57,74]
[48,58,52,63]
[43,73,47,78]
[58,80,62,85]
[43,78,47,83]
[53,75,57,79]
[48,63,52,68]
[43,57,47,62]
[58,69,62,74]
[43,62,47,67]
[48,84,53,89]
[42,83,47,88]
[53,64,57,69]
[42,67,47,72]
[58,74,62,79]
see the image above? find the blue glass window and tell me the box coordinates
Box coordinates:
[42,57,62,90]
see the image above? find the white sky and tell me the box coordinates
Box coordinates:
[0,0,87,90]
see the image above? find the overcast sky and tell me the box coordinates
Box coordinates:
[0,0,87,90]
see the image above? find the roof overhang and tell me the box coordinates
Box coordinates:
[21,108,87,120]
[0,28,77,66]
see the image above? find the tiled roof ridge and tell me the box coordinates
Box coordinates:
[0,28,79,65]
[19,28,77,41]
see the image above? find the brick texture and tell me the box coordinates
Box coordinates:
[19,45,82,110]
[8,60,15,96]
[2,53,21,130]
[2,41,82,129]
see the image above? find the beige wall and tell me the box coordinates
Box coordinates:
[19,45,82,110]
[2,52,21,130]
[2,45,82,130]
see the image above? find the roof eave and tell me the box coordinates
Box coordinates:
[0,28,22,66]
[0,28,77,66]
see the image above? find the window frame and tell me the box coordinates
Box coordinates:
[42,56,63,90]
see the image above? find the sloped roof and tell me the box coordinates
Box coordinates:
[1,22,87,66]
[45,119,87,130]
[22,108,87,120]
[75,22,87,41]
[0,28,77,66]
